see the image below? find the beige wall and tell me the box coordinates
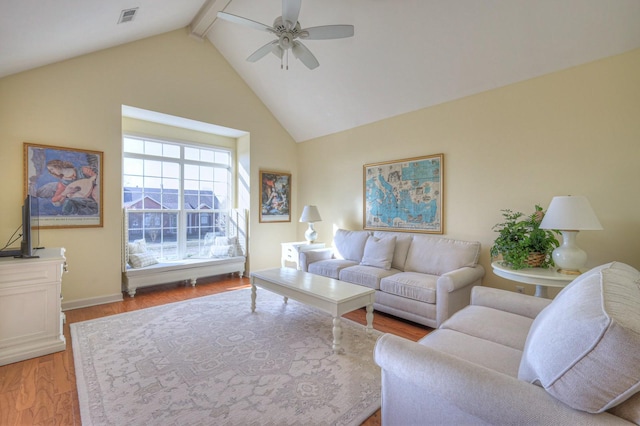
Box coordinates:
[297,48,640,295]
[0,29,297,307]
[1,28,638,305]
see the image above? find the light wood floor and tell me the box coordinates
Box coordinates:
[0,275,431,426]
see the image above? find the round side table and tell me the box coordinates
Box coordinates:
[491,261,578,298]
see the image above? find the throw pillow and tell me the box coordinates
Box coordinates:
[210,245,234,258]
[214,236,239,257]
[333,229,370,262]
[374,231,413,271]
[129,252,158,268]
[128,239,147,255]
[518,262,640,413]
[360,236,396,270]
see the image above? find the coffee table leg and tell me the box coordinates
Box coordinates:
[365,304,374,334]
[251,284,256,312]
[332,316,342,354]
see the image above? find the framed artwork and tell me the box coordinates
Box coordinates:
[24,142,104,228]
[363,154,444,234]
[260,170,291,223]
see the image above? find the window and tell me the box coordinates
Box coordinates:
[123,136,233,260]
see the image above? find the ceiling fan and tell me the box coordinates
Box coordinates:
[216,0,354,70]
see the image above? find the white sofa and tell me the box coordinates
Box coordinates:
[374,261,640,425]
[299,229,485,328]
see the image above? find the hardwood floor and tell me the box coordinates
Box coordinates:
[0,275,431,426]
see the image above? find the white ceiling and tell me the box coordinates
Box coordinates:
[2,0,640,143]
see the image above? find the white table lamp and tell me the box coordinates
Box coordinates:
[299,205,322,243]
[539,195,602,275]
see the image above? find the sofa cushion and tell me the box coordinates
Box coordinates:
[380,272,438,304]
[360,235,396,270]
[420,329,523,377]
[333,229,370,262]
[308,259,358,279]
[373,231,413,271]
[339,265,399,290]
[404,235,480,276]
[518,262,640,413]
[608,392,640,424]
[441,305,534,351]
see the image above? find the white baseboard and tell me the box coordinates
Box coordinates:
[62,293,124,311]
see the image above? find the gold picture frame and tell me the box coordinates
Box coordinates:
[24,142,104,228]
[363,154,444,234]
[259,170,291,223]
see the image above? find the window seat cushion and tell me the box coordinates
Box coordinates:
[125,256,245,276]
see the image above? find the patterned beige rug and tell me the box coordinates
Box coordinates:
[71,288,382,425]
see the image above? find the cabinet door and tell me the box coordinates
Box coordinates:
[0,252,65,364]
[0,282,60,348]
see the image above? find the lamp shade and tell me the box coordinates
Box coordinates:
[539,196,602,231]
[299,205,322,223]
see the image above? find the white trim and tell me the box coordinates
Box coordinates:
[122,105,248,138]
[123,135,234,260]
[62,293,124,311]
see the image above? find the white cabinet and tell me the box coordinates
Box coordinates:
[281,241,325,270]
[0,248,66,366]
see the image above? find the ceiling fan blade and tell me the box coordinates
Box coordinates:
[301,25,354,40]
[217,12,273,33]
[292,41,319,70]
[282,0,302,30]
[247,40,279,62]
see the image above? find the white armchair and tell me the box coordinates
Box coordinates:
[374,262,640,425]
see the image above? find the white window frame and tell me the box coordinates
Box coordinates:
[122,134,234,260]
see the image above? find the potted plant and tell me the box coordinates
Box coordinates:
[490,205,560,270]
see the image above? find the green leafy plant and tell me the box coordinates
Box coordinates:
[490,205,560,270]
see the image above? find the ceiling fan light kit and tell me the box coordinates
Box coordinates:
[217,0,354,70]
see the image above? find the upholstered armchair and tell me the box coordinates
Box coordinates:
[375,262,640,425]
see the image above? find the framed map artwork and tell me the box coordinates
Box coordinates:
[259,170,291,223]
[24,142,103,228]
[363,154,444,234]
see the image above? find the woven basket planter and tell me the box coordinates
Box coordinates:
[525,252,546,267]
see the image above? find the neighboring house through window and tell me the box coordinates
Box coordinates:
[123,135,233,260]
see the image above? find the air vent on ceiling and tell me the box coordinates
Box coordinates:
[118,8,139,24]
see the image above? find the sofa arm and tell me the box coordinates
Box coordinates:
[435,265,484,327]
[298,248,334,272]
[438,265,485,293]
[471,286,551,319]
[374,334,627,425]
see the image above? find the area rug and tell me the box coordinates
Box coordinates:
[70,288,382,425]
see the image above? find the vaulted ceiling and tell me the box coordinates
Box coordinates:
[2,0,640,142]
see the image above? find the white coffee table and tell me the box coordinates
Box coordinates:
[250,268,375,353]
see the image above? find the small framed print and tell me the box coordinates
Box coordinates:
[259,170,291,223]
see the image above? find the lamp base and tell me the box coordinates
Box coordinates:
[305,223,318,243]
[553,230,587,275]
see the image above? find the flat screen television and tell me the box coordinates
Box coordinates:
[0,195,39,258]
